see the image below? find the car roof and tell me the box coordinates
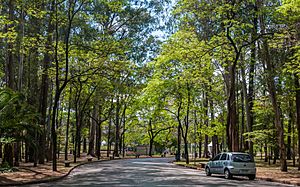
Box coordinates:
[220,152,251,155]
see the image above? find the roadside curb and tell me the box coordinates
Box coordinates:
[174,162,300,186]
[176,163,203,170]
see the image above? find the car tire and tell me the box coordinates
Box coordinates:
[205,167,211,176]
[248,174,256,180]
[224,169,232,179]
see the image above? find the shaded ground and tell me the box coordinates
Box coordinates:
[0,155,300,186]
[0,154,155,186]
[24,158,294,187]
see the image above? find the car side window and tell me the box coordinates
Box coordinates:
[212,154,221,161]
[220,153,227,160]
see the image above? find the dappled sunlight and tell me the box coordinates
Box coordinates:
[26,158,294,187]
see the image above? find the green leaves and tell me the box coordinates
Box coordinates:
[0,88,40,141]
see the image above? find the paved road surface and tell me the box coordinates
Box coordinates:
[27,158,294,187]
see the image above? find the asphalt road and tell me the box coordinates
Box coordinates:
[27,158,294,187]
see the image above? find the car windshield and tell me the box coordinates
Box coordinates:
[232,154,254,162]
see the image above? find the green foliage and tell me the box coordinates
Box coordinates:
[0,162,18,173]
[0,88,40,142]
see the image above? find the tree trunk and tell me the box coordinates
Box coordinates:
[96,120,102,160]
[240,76,245,151]
[83,138,87,153]
[294,74,300,170]
[76,113,82,158]
[88,106,97,157]
[64,88,71,160]
[183,82,191,164]
[51,92,59,171]
[227,63,239,152]
[287,101,292,160]
[95,105,102,160]
[3,144,13,167]
[3,0,15,168]
[203,92,209,158]
[6,0,15,90]
[0,143,2,158]
[114,96,120,157]
[107,116,112,158]
[176,123,181,161]
[259,8,287,171]
[247,1,258,155]
[121,105,127,158]
[184,138,189,164]
[149,138,154,157]
[38,0,54,164]
[210,96,217,158]
[264,142,268,162]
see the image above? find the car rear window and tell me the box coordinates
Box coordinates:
[232,154,254,162]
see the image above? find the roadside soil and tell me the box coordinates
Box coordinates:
[0,154,96,185]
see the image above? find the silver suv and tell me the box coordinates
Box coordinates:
[205,152,256,180]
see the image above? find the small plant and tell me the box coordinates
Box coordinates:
[0,162,18,173]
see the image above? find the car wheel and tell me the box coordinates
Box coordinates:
[205,167,211,176]
[224,169,232,179]
[248,174,256,180]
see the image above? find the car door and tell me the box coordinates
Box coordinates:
[218,153,228,174]
[210,154,221,173]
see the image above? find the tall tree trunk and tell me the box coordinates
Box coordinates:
[0,143,2,159]
[3,0,15,168]
[88,106,97,157]
[121,104,127,158]
[114,96,120,157]
[51,92,59,170]
[183,82,191,164]
[3,144,13,166]
[240,77,245,151]
[96,105,102,160]
[83,138,87,153]
[183,137,189,164]
[39,0,55,165]
[176,123,181,161]
[287,101,292,160]
[227,63,239,152]
[198,115,202,158]
[210,95,217,158]
[107,116,112,158]
[264,142,268,162]
[294,74,300,170]
[247,1,258,155]
[203,92,209,157]
[259,5,287,171]
[64,88,72,160]
[149,138,154,157]
[6,0,15,90]
[76,113,82,158]
[46,83,53,162]
[96,123,101,159]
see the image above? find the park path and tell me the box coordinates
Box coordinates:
[26,158,295,187]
